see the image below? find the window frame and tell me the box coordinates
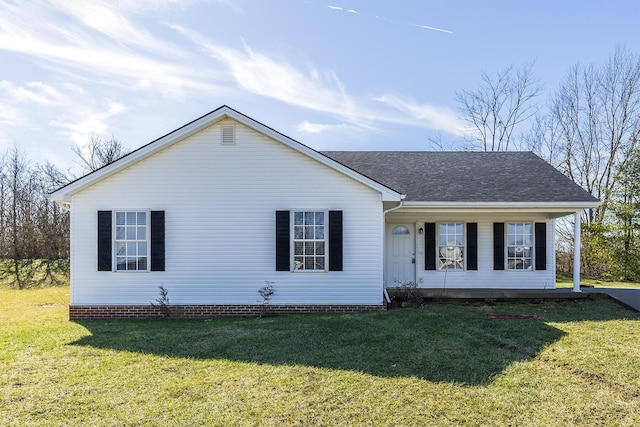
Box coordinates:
[290,210,328,273]
[113,209,150,273]
[437,222,465,271]
[506,222,533,271]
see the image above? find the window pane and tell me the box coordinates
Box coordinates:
[438,233,447,245]
[127,242,137,256]
[115,242,126,256]
[315,242,325,255]
[294,212,303,225]
[116,212,126,225]
[137,226,146,240]
[126,227,136,240]
[304,226,314,239]
[138,242,147,256]
[294,242,304,255]
[393,226,410,235]
[126,212,136,224]
[315,212,324,225]
[304,257,314,270]
[316,257,325,270]
[137,212,146,225]
[305,242,314,255]
[305,212,314,224]
[294,226,303,240]
[116,257,126,270]
[315,226,324,240]
[138,257,148,271]
[127,258,137,270]
[294,257,304,270]
[116,227,125,240]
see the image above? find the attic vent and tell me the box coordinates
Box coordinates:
[221,125,235,145]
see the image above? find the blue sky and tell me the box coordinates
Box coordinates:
[0,0,638,172]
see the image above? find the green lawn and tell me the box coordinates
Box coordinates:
[1,287,639,426]
[556,272,640,289]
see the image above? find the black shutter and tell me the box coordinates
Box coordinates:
[328,210,343,271]
[535,222,547,271]
[493,223,505,270]
[275,211,290,271]
[424,222,436,270]
[467,223,478,270]
[97,211,112,271]
[150,211,165,271]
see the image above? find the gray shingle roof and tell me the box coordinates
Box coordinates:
[321,151,598,203]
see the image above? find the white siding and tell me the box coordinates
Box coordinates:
[70,119,383,305]
[385,212,557,289]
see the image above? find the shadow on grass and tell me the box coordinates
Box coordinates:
[74,300,640,385]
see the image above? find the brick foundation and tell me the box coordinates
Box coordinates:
[69,304,387,320]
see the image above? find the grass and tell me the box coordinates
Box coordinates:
[0,259,69,289]
[556,272,640,289]
[1,287,639,426]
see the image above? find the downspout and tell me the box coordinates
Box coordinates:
[382,196,406,304]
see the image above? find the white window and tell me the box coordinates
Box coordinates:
[292,211,327,271]
[507,223,532,270]
[438,223,464,270]
[114,211,149,271]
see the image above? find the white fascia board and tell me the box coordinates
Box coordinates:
[49,106,403,203]
[400,200,601,213]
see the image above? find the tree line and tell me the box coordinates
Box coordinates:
[457,46,640,280]
[0,136,128,288]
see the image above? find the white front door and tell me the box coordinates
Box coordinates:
[386,224,416,286]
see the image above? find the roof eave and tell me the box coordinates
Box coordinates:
[400,200,601,212]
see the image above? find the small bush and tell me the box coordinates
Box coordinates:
[391,280,423,307]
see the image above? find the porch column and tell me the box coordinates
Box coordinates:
[573,211,581,293]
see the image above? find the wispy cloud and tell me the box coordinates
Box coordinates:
[49,99,129,145]
[297,121,343,134]
[375,94,466,136]
[0,103,25,126]
[0,81,64,105]
[0,0,224,98]
[170,24,364,121]
[0,78,129,148]
[413,23,453,34]
[171,24,463,136]
[325,3,451,33]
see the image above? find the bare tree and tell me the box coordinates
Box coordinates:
[533,47,640,224]
[37,161,71,193]
[456,63,543,151]
[71,134,129,174]
[5,147,28,288]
